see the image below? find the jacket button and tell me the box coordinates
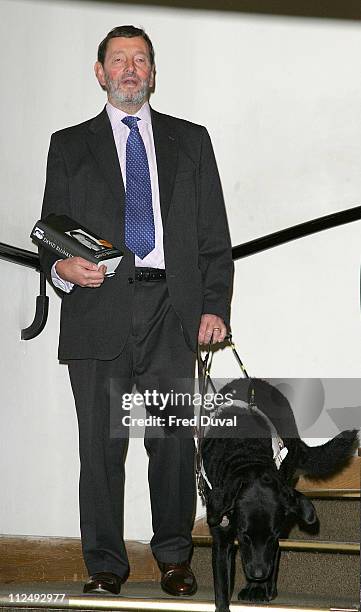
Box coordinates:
[128,277,134,284]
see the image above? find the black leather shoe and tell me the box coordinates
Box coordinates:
[83,572,123,595]
[158,561,197,596]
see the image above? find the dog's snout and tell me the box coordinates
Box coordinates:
[250,566,266,580]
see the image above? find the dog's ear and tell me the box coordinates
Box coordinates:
[294,491,318,525]
[206,483,242,527]
[282,487,318,526]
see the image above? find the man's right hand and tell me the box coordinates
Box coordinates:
[55,257,107,288]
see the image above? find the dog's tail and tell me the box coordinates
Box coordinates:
[294,430,358,478]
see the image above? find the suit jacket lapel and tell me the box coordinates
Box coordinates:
[87,107,125,207]
[151,108,179,227]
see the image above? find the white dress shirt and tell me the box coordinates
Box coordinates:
[51,101,164,293]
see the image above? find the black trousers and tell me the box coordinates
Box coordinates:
[67,279,197,578]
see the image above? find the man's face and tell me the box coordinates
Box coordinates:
[95,36,154,110]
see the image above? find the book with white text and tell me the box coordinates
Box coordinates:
[31,214,123,276]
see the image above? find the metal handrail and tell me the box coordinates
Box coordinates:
[232,204,361,259]
[21,271,49,341]
[0,241,40,270]
[0,205,360,340]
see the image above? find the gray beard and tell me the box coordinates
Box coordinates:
[105,74,150,108]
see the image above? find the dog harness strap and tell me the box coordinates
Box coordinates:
[227,333,250,378]
[195,333,289,506]
[253,406,288,469]
[200,461,213,490]
[196,332,218,502]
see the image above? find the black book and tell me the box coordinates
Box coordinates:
[31,214,123,276]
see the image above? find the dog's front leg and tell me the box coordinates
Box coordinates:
[211,525,235,612]
[265,544,280,600]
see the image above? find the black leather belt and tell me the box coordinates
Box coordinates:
[134,267,166,281]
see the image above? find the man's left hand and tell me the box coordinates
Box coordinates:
[198,314,227,345]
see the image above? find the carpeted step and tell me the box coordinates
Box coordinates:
[194,497,360,542]
[0,580,359,610]
[191,543,359,607]
[287,497,359,541]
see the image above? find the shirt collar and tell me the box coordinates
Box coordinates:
[106,100,152,129]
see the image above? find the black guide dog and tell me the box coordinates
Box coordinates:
[201,378,358,612]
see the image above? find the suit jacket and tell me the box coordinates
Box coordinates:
[39,106,233,359]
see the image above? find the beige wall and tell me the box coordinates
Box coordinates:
[0,0,360,539]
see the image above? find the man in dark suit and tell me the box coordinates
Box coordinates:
[39,25,233,597]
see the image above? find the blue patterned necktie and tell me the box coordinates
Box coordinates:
[122,115,155,259]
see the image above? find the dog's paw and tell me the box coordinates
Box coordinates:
[238,585,268,602]
[238,582,276,602]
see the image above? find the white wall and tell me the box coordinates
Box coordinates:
[0,0,360,539]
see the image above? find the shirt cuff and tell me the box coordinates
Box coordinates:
[51,260,74,293]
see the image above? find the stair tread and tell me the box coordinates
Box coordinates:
[0,581,358,610]
[193,535,360,543]
[190,547,359,601]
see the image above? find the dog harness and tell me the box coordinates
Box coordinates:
[199,403,288,492]
[196,334,288,500]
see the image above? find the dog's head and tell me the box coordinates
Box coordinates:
[236,470,318,581]
[208,467,318,582]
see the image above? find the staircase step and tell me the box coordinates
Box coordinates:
[194,497,360,543]
[0,581,358,611]
[296,456,360,495]
[288,498,359,541]
[193,535,360,553]
[1,528,358,586]
[190,544,359,605]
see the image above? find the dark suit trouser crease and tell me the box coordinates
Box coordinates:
[67,280,197,578]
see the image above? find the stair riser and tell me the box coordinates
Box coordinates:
[287,499,359,541]
[191,547,359,601]
[194,499,360,542]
